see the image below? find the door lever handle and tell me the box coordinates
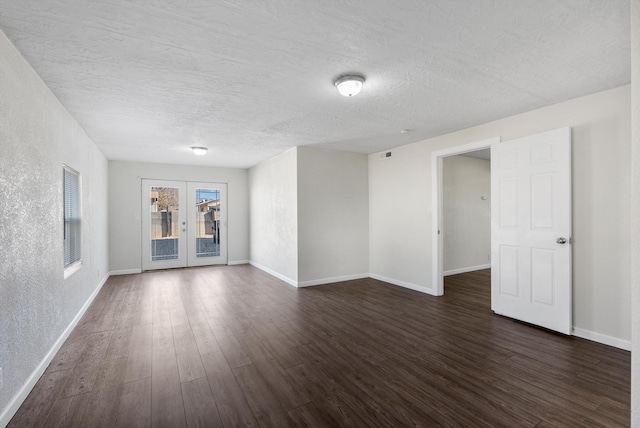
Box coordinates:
[556,237,567,244]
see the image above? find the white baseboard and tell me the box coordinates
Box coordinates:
[0,273,110,428]
[443,264,491,276]
[248,261,298,287]
[228,260,249,266]
[248,262,370,289]
[572,327,631,351]
[110,268,142,275]
[297,273,369,288]
[369,273,438,296]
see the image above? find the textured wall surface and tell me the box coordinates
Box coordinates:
[369,86,631,343]
[443,155,491,272]
[0,29,108,421]
[630,0,639,425]
[249,148,298,282]
[297,147,369,283]
[108,161,249,272]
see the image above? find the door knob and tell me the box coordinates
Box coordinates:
[556,237,567,244]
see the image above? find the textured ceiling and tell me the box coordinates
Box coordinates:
[0,0,630,168]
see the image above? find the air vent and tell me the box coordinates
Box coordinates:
[379,151,392,160]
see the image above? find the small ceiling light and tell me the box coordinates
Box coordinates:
[191,146,208,156]
[335,74,365,97]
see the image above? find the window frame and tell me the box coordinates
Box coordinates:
[63,165,82,278]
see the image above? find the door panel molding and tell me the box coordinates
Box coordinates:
[491,127,572,334]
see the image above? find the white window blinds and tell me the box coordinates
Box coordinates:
[64,166,81,267]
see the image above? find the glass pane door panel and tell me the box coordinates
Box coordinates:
[194,187,221,258]
[142,180,225,271]
[150,186,180,261]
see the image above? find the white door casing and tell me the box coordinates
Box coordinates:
[491,127,572,334]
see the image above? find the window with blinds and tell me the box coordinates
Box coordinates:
[64,166,81,268]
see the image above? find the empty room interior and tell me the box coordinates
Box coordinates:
[1,1,640,427]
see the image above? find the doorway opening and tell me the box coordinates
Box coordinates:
[431,137,499,296]
[442,150,491,282]
[141,179,228,271]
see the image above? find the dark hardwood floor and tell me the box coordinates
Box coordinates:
[9,266,630,427]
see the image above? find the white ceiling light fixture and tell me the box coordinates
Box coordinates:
[335,74,365,97]
[191,146,208,156]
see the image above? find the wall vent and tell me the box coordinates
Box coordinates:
[379,151,392,160]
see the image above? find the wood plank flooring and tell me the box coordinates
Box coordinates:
[9,266,630,427]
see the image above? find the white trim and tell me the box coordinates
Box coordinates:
[63,260,82,279]
[443,264,491,277]
[369,273,437,296]
[248,261,298,287]
[297,273,369,288]
[0,273,110,427]
[431,137,500,296]
[228,260,250,266]
[110,268,142,276]
[572,327,631,351]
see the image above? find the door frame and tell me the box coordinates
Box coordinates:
[186,181,228,267]
[431,137,500,296]
[141,178,228,271]
[141,179,187,271]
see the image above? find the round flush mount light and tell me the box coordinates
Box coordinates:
[191,146,208,156]
[335,74,365,97]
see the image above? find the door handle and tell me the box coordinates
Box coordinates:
[556,237,567,244]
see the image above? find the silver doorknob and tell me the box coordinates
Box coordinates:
[182,228,186,232]
[556,237,567,244]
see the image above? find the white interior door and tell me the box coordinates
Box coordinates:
[142,180,227,270]
[491,127,572,334]
[142,179,187,270]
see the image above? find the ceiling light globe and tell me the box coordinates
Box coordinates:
[191,146,208,156]
[335,75,365,97]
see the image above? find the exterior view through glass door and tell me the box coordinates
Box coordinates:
[187,182,227,267]
[141,179,227,271]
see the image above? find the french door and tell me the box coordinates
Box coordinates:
[141,179,227,270]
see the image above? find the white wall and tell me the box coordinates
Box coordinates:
[442,155,491,274]
[0,30,109,424]
[630,0,639,424]
[369,85,631,344]
[297,147,369,284]
[369,145,433,293]
[108,161,249,272]
[249,148,298,283]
